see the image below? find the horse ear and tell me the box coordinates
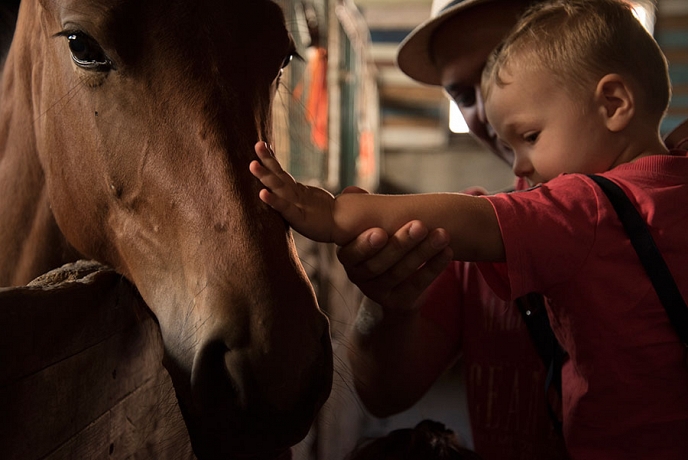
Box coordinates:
[595,73,635,132]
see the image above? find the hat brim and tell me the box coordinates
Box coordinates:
[396,0,493,86]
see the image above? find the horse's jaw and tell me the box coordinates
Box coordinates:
[134,263,332,459]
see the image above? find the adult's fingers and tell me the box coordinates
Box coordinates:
[338,221,438,283]
[336,228,388,289]
[336,222,451,308]
[380,227,451,290]
[364,222,446,280]
[336,221,425,286]
[384,244,453,311]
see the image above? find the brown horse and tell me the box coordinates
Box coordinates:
[0,0,332,458]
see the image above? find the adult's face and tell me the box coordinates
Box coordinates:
[429,1,530,166]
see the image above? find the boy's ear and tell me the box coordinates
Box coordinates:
[595,73,635,132]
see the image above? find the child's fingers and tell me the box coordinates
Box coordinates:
[252,143,296,189]
[259,188,301,222]
[250,159,290,192]
[254,142,285,175]
[258,188,278,208]
[249,159,274,183]
[259,188,287,211]
[255,141,274,159]
[252,142,302,218]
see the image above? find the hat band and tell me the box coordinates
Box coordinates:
[439,0,465,13]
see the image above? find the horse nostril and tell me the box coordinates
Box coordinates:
[182,319,333,457]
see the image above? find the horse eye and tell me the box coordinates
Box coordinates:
[66,32,112,71]
[276,52,299,82]
[281,53,295,69]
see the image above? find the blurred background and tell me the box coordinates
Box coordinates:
[267,1,688,458]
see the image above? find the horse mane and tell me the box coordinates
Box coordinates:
[0,0,20,65]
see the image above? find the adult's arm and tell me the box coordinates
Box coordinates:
[336,189,486,415]
[337,218,459,416]
[347,272,462,417]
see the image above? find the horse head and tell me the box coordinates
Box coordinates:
[0,0,332,457]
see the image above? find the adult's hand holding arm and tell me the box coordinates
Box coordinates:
[335,185,453,312]
[335,189,457,416]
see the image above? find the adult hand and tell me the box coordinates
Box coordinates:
[336,187,453,312]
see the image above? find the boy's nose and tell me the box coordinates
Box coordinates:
[512,153,534,180]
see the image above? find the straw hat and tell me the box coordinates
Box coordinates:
[396,0,495,86]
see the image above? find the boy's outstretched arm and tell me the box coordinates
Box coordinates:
[250,142,337,243]
[250,142,505,261]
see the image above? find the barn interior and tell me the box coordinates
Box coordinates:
[1,0,687,459]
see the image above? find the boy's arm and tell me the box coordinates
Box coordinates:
[332,192,505,261]
[251,142,505,261]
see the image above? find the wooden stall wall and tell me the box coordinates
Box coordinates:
[0,262,193,459]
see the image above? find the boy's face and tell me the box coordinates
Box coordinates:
[484,64,614,186]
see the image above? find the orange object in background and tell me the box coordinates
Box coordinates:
[294,47,329,151]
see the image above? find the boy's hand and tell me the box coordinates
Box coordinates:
[250,142,336,243]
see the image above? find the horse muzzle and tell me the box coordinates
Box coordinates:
[170,313,332,459]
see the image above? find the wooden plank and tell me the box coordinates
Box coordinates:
[0,263,144,384]
[46,369,192,460]
[381,115,441,128]
[0,262,193,459]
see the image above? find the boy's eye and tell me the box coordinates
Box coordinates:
[524,132,540,143]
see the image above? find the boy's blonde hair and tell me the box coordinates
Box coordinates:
[482,0,671,122]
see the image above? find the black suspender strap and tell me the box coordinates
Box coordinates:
[588,174,688,347]
[516,174,688,434]
[516,293,561,382]
[516,293,564,433]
